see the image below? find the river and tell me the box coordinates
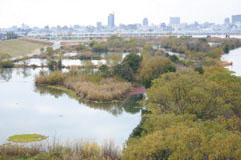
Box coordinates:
[0,68,142,145]
[221,47,241,76]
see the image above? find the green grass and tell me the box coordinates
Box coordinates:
[8,134,47,143]
[0,39,46,57]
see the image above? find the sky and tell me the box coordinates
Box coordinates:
[0,0,240,28]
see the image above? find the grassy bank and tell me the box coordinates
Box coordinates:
[35,71,132,102]
[0,39,49,57]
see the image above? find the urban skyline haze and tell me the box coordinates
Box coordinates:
[0,0,241,28]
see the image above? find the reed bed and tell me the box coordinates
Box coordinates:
[35,71,132,102]
[0,140,121,160]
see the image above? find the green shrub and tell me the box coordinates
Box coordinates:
[114,63,134,82]
[122,53,142,73]
[169,55,179,62]
[195,66,204,74]
[99,64,111,77]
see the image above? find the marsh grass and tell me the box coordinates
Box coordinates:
[35,71,65,85]
[35,71,132,102]
[0,140,121,160]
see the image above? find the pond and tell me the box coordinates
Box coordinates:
[0,68,142,145]
[14,58,107,67]
[14,52,131,67]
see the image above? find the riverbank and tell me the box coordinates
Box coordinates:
[0,38,51,57]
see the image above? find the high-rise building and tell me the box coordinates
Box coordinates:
[96,22,102,30]
[232,15,241,24]
[224,18,230,25]
[108,13,115,28]
[169,17,181,25]
[21,23,30,30]
[143,18,148,26]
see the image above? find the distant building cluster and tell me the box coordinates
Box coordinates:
[0,13,241,40]
[232,15,241,25]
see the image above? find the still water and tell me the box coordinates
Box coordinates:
[15,58,107,66]
[221,47,241,76]
[0,68,142,145]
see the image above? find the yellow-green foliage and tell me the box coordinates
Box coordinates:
[137,56,176,88]
[0,39,46,57]
[8,134,47,143]
[123,67,241,160]
[147,68,241,119]
[122,114,241,160]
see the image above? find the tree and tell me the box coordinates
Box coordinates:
[47,59,57,71]
[46,47,54,56]
[147,70,241,119]
[169,55,179,63]
[57,59,62,70]
[89,40,98,48]
[77,43,87,50]
[137,57,176,88]
[99,64,111,77]
[122,53,142,73]
[194,66,204,74]
[122,114,241,160]
[40,48,44,54]
[224,44,230,53]
[114,63,134,82]
[92,42,108,53]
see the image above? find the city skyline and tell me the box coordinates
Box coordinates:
[0,0,241,28]
[1,13,241,29]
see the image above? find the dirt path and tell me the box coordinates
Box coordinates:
[126,86,146,96]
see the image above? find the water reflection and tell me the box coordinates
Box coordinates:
[0,68,142,145]
[0,68,13,81]
[34,85,142,116]
[0,68,37,81]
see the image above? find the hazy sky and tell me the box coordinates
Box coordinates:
[0,0,240,28]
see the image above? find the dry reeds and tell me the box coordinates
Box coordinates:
[35,71,132,102]
[67,78,132,101]
[0,140,121,160]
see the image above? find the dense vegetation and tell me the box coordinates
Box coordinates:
[122,67,241,160]
[2,36,241,159]
[161,36,241,66]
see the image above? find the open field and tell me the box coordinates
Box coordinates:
[0,39,51,57]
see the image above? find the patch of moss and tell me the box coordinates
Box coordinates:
[8,134,47,143]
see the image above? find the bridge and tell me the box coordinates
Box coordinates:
[30,30,241,40]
